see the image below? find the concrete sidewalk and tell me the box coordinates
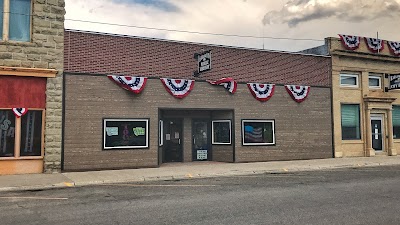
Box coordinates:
[1,156,400,192]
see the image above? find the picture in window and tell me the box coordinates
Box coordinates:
[104,119,149,149]
[20,110,43,156]
[242,120,275,145]
[0,110,15,157]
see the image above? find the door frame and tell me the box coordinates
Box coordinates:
[162,118,184,163]
[370,114,384,152]
[192,119,212,161]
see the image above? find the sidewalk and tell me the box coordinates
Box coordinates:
[1,156,400,192]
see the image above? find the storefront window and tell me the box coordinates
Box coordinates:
[212,120,231,145]
[103,119,149,149]
[0,110,16,157]
[20,110,43,156]
[393,106,400,139]
[242,120,275,145]
[341,104,361,140]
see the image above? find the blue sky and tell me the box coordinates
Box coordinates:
[65,0,400,52]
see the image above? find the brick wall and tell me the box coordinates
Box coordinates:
[0,0,65,172]
[64,30,332,87]
[64,77,332,171]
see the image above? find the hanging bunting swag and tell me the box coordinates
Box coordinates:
[207,77,237,94]
[285,85,310,103]
[160,78,195,99]
[108,75,147,94]
[364,37,384,53]
[247,83,275,102]
[12,108,28,118]
[388,41,400,56]
[338,34,361,50]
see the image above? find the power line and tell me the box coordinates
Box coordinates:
[4,11,324,42]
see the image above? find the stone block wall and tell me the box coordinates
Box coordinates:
[0,0,65,173]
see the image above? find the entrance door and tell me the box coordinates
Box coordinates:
[163,119,183,162]
[192,120,210,161]
[371,115,383,151]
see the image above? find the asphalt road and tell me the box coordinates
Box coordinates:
[1,166,400,225]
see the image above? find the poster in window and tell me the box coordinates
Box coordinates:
[103,119,149,149]
[0,110,16,157]
[242,120,275,145]
[20,110,43,156]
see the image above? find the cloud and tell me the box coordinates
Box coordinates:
[263,0,400,27]
[111,0,180,12]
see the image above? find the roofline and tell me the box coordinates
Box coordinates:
[64,29,331,58]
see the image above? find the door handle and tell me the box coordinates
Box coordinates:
[179,139,181,144]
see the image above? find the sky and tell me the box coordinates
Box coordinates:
[65,0,400,52]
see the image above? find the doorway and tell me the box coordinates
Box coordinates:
[163,119,183,162]
[370,114,384,151]
[192,120,211,161]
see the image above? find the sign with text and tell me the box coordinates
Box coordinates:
[194,50,211,76]
[389,74,400,90]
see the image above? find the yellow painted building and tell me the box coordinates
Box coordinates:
[304,36,400,157]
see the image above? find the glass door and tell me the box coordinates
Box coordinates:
[163,119,183,162]
[192,120,210,161]
[371,115,383,151]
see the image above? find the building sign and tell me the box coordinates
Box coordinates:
[194,50,211,77]
[389,74,400,90]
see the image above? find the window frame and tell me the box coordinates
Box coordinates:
[211,120,232,145]
[103,118,149,150]
[0,108,45,159]
[241,119,275,146]
[340,73,359,88]
[0,0,32,42]
[368,75,382,89]
[341,104,361,140]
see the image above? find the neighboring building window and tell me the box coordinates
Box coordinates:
[369,75,381,89]
[0,109,44,158]
[0,0,31,42]
[103,119,149,149]
[341,104,361,140]
[340,73,359,87]
[212,120,231,145]
[242,120,275,145]
[393,106,400,139]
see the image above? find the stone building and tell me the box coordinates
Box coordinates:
[0,0,65,174]
[303,35,400,157]
[62,30,333,171]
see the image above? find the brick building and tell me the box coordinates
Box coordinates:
[63,30,333,171]
[303,36,400,157]
[0,0,64,175]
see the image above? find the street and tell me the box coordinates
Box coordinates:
[1,166,400,225]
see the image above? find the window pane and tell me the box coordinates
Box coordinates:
[393,106,400,139]
[212,121,231,144]
[341,104,360,140]
[243,121,274,145]
[0,0,4,39]
[9,0,31,42]
[20,110,43,156]
[369,77,380,87]
[0,110,15,157]
[104,119,148,149]
[340,75,357,86]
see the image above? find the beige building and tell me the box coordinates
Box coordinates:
[0,0,65,174]
[304,36,400,157]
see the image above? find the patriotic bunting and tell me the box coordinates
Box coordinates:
[364,37,384,53]
[207,77,237,94]
[338,34,361,50]
[388,41,400,56]
[12,108,28,118]
[247,83,275,102]
[160,78,195,99]
[108,75,147,94]
[285,85,310,103]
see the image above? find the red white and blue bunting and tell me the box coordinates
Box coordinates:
[339,34,361,50]
[285,85,310,103]
[247,83,275,102]
[12,108,28,118]
[108,75,147,94]
[207,77,237,94]
[364,37,384,53]
[388,41,400,56]
[160,78,195,99]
